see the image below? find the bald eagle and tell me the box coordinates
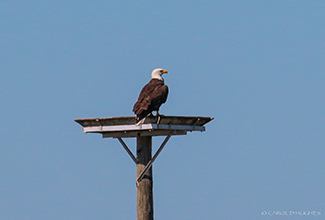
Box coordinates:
[133,68,169,126]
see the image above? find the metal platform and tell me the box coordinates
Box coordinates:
[74,115,214,138]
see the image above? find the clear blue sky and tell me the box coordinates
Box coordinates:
[1,1,324,219]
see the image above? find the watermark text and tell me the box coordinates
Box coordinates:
[261,211,321,216]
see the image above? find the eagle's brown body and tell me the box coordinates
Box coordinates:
[133,78,169,122]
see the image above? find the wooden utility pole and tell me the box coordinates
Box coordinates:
[136,136,154,220]
[74,116,213,220]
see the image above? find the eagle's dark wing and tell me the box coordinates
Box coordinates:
[133,79,168,121]
[133,82,156,115]
[150,84,168,109]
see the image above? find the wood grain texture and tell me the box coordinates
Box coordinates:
[136,136,154,220]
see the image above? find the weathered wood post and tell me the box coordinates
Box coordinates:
[136,136,153,220]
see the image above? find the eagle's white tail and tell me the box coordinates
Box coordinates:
[135,117,146,127]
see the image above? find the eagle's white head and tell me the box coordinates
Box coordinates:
[151,68,168,81]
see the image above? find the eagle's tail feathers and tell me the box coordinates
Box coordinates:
[135,117,146,127]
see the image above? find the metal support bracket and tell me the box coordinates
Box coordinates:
[136,133,172,185]
[117,137,137,164]
[116,133,173,186]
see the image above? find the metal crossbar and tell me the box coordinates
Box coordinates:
[136,133,172,184]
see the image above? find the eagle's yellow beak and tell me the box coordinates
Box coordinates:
[162,70,168,74]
